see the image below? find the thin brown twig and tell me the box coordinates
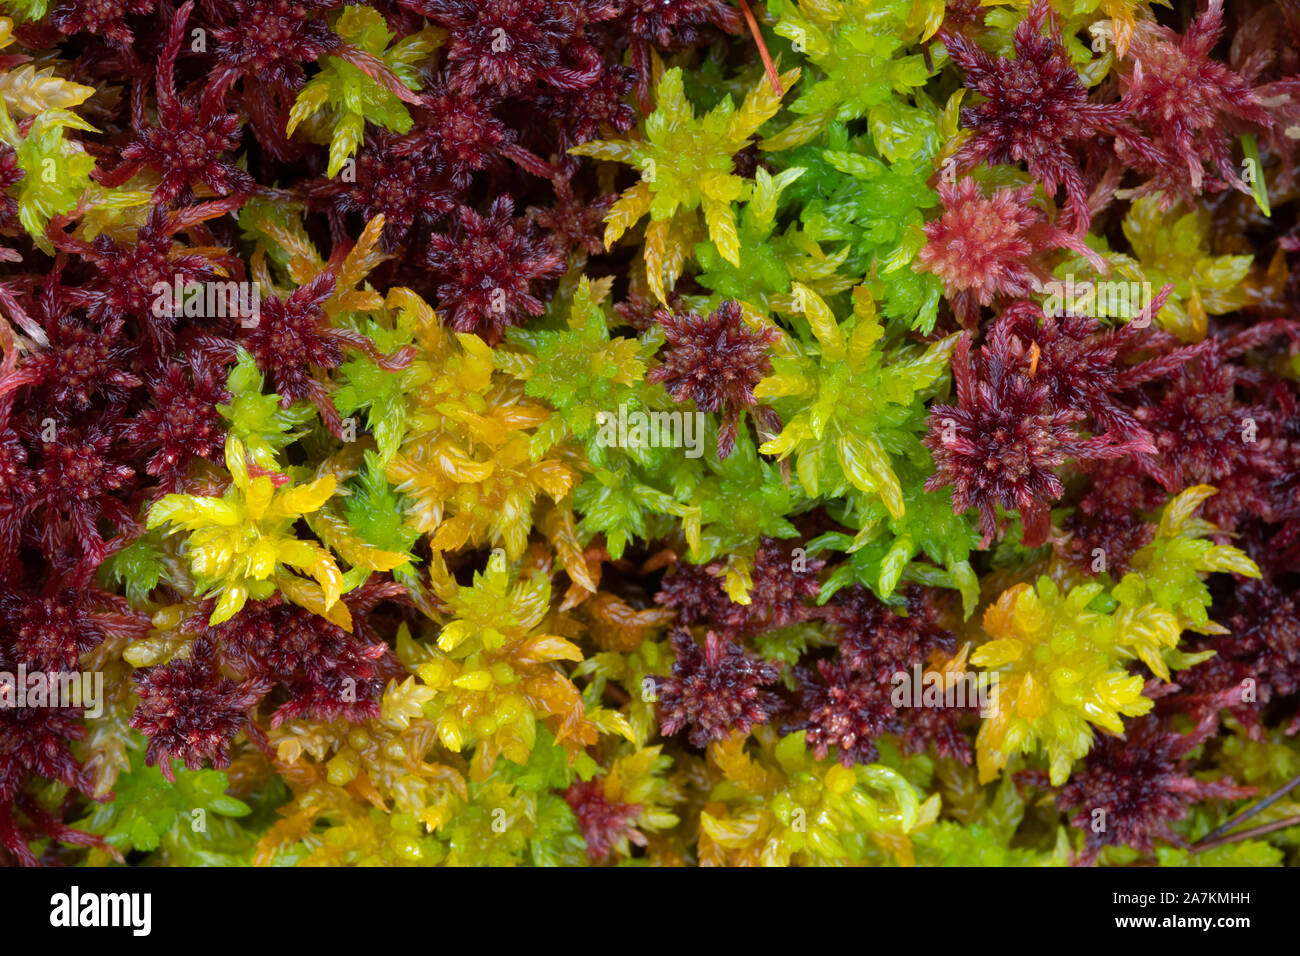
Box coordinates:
[737,0,783,97]
[1124,772,1300,865]
[1191,813,1300,854]
[1194,771,1300,848]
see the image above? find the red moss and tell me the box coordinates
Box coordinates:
[28,416,138,569]
[529,176,616,258]
[1059,713,1253,865]
[657,628,781,747]
[1168,577,1300,736]
[21,316,139,411]
[212,597,391,728]
[240,267,413,436]
[656,538,822,637]
[896,701,972,766]
[422,196,565,344]
[622,0,742,110]
[130,642,271,781]
[656,560,730,629]
[124,356,229,490]
[0,706,98,865]
[46,203,237,356]
[0,580,145,671]
[916,179,1106,328]
[796,584,972,767]
[647,300,781,458]
[242,273,344,418]
[797,659,894,766]
[1057,461,1162,577]
[409,0,619,98]
[1132,339,1284,528]
[206,0,341,101]
[97,2,252,205]
[939,0,1131,233]
[564,778,644,861]
[923,325,1153,548]
[997,297,1188,444]
[0,145,22,229]
[537,58,636,147]
[733,538,825,635]
[1116,0,1274,205]
[311,131,463,248]
[412,87,520,188]
[820,585,955,680]
[49,0,156,47]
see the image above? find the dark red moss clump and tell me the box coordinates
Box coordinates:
[924,323,1153,549]
[657,628,781,748]
[647,300,781,458]
[1057,461,1163,577]
[422,197,565,344]
[130,645,271,781]
[795,586,972,768]
[1059,714,1253,865]
[214,598,391,728]
[939,0,1132,233]
[797,658,895,767]
[1133,338,1287,529]
[0,705,102,865]
[128,596,400,773]
[820,586,955,680]
[1166,576,1300,736]
[656,538,823,638]
[564,778,644,861]
[95,2,252,205]
[1115,0,1274,205]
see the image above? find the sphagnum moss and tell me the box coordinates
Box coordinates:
[0,0,1294,868]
